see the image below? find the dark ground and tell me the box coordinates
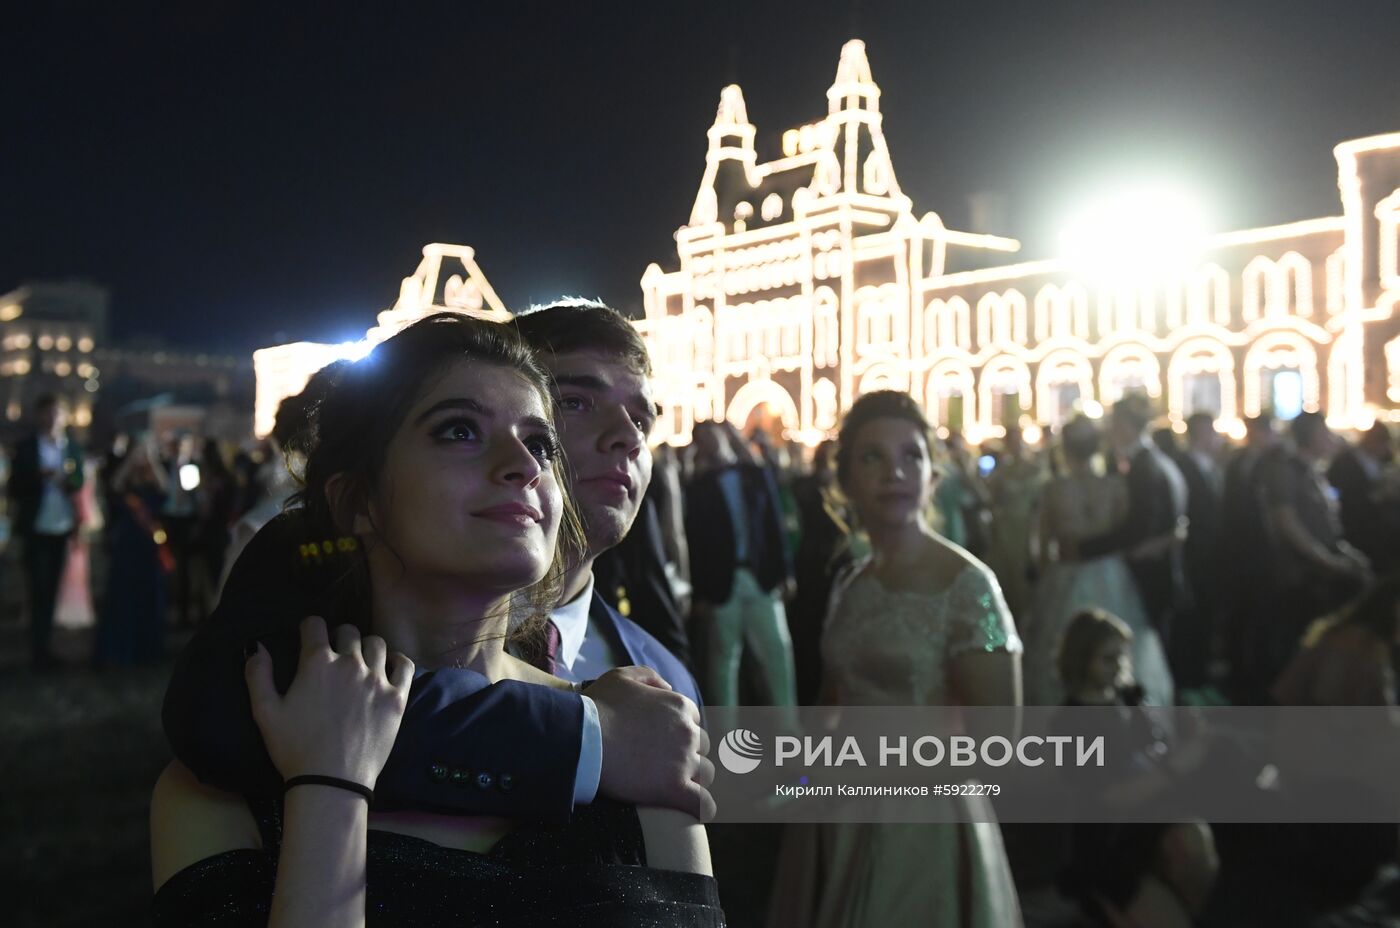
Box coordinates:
[1,571,1395,927]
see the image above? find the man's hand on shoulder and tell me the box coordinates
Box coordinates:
[585,666,716,822]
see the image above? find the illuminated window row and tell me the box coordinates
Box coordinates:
[914,335,1323,437]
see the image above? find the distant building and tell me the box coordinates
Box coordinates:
[252,243,508,437]
[94,345,254,446]
[638,39,1400,444]
[0,281,107,437]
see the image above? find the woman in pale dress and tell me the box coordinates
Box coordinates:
[769,390,1025,928]
[1025,416,1174,707]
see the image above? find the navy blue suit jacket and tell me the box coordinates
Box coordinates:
[589,590,701,707]
[164,510,586,821]
[163,510,696,822]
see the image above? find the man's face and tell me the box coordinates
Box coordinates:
[540,349,656,559]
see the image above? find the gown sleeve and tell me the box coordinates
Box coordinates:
[946,564,1024,660]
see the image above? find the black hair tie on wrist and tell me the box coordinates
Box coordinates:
[283,774,374,804]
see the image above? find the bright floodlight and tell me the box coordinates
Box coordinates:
[1058,183,1210,281]
[333,339,375,362]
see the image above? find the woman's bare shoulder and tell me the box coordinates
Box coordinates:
[636,807,712,876]
[150,760,261,891]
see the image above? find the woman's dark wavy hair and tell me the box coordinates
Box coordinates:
[834,390,936,487]
[293,312,586,659]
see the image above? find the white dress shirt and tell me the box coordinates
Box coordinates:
[547,574,622,806]
[33,435,75,536]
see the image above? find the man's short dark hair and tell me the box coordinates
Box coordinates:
[512,298,651,375]
[1110,393,1153,433]
[1244,413,1274,437]
[1290,410,1328,446]
[1185,412,1216,440]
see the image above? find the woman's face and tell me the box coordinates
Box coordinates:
[1087,637,1131,691]
[842,416,935,528]
[362,361,563,596]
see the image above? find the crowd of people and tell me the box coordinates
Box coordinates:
[4,299,1400,925]
[1,397,281,669]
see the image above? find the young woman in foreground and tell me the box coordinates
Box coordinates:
[150,314,719,926]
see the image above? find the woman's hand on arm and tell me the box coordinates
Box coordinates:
[244,616,414,928]
[245,616,412,785]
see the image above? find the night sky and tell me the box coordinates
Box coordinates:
[6,1,1400,355]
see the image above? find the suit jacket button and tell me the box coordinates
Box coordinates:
[450,767,472,786]
[475,771,494,790]
[429,763,449,782]
[498,773,515,792]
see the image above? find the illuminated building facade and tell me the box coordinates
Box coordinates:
[638,40,1400,444]
[95,346,253,444]
[252,243,509,437]
[0,281,107,436]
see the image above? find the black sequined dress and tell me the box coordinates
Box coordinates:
[152,796,724,926]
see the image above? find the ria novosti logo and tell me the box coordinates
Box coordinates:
[717,729,764,774]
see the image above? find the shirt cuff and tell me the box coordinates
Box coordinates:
[572,693,603,806]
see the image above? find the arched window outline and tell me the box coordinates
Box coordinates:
[857,362,906,396]
[854,284,903,352]
[1242,331,1321,418]
[976,289,1028,349]
[977,354,1032,434]
[1035,349,1095,428]
[1034,282,1089,343]
[726,378,800,435]
[1099,343,1163,404]
[1385,334,1400,404]
[926,358,977,430]
[1188,264,1232,327]
[925,296,971,352]
[1243,252,1314,321]
[1167,337,1236,424]
[1376,189,1400,290]
[812,286,840,368]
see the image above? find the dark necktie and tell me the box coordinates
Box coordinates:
[543,619,562,676]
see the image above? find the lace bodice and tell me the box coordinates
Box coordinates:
[820,559,1022,706]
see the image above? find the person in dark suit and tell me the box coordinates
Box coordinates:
[789,440,851,705]
[1076,395,1190,651]
[1255,412,1370,690]
[7,393,84,668]
[1328,422,1400,574]
[1169,413,1226,688]
[593,475,694,673]
[1221,414,1279,699]
[163,301,711,826]
[685,419,797,706]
